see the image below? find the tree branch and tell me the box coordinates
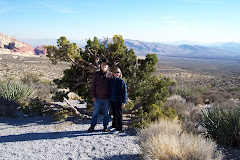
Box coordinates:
[87,47,100,69]
[74,81,91,89]
[128,79,141,92]
[66,54,97,71]
[30,98,91,119]
[123,118,143,126]
[123,101,144,114]
[63,97,92,117]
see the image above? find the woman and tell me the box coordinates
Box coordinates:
[109,67,128,132]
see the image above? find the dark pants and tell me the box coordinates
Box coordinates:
[110,102,123,131]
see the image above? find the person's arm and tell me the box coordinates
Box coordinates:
[90,72,97,102]
[121,80,128,109]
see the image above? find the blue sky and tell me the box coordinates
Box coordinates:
[1,0,240,43]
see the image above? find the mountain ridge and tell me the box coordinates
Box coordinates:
[4,34,240,61]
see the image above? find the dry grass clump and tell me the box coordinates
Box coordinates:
[163,95,200,133]
[32,82,56,102]
[163,95,195,115]
[138,118,223,160]
[20,72,40,84]
[202,90,232,104]
[186,93,204,105]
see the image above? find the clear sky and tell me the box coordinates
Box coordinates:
[1,0,240,43]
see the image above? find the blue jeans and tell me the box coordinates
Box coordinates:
[91,98,110,127]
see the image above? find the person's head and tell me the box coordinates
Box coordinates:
[99,59,110,72]
[113,67,122,78]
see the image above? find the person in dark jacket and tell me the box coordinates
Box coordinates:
[88,59,112,132]
[109,67,128,132]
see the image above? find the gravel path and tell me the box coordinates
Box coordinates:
[0,115,140,160]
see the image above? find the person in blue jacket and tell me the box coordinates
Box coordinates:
[109,67,128,132]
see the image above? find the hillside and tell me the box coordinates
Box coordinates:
[124,39,240,61]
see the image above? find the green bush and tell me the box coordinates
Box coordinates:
[226,87,240,92]
[19,99,54,116]
[0,80,36,117]
[51,90,69,102]
[176,85,207,98]
[133,104,177,128]
[201,105,240,147]
[0,80,35,102]
[123,101,134,111]
[52,108,73,121]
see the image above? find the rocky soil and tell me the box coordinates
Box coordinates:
[0,54,70,82]
[157,56,240,88]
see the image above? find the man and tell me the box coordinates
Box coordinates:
[88,58,112,132]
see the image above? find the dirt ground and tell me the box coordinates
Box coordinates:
[0,54,70,82]
[1,54,239,89]
[156,56,240,88]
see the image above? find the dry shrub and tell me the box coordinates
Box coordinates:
[213,100,236,109]
[163,95,194,115]
[230,90,240,99]
[20,72,40,84]
[32,82,55,102]
[203,90,233,104]
[182,106,206,134]
[186,93,204,105]
[138,119,223,160]
[163,95,206,134]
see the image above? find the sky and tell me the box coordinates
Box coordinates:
[1,0,240,43]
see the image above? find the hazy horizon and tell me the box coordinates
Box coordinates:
[1,0,240,43]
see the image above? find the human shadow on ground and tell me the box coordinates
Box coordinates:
[0,115,55,126]
[96,154,140,160]
[0,129,116,143]
[0,127,138,143]
[0,114,94,127]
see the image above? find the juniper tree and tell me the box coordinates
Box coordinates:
[45,35,174,127]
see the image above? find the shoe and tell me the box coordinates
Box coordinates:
[102,126,110,132]
[88,126,94,133]
[113,130,120,134]
[110,128,116,132]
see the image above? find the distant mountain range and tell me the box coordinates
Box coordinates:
[209,42,240,52]
[19,38,240,61]
[124,39,240,61]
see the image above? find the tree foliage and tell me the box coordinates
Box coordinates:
[45,35,174,127]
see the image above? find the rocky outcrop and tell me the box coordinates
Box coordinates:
[0,33,35,56]
[34,46,46,55]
